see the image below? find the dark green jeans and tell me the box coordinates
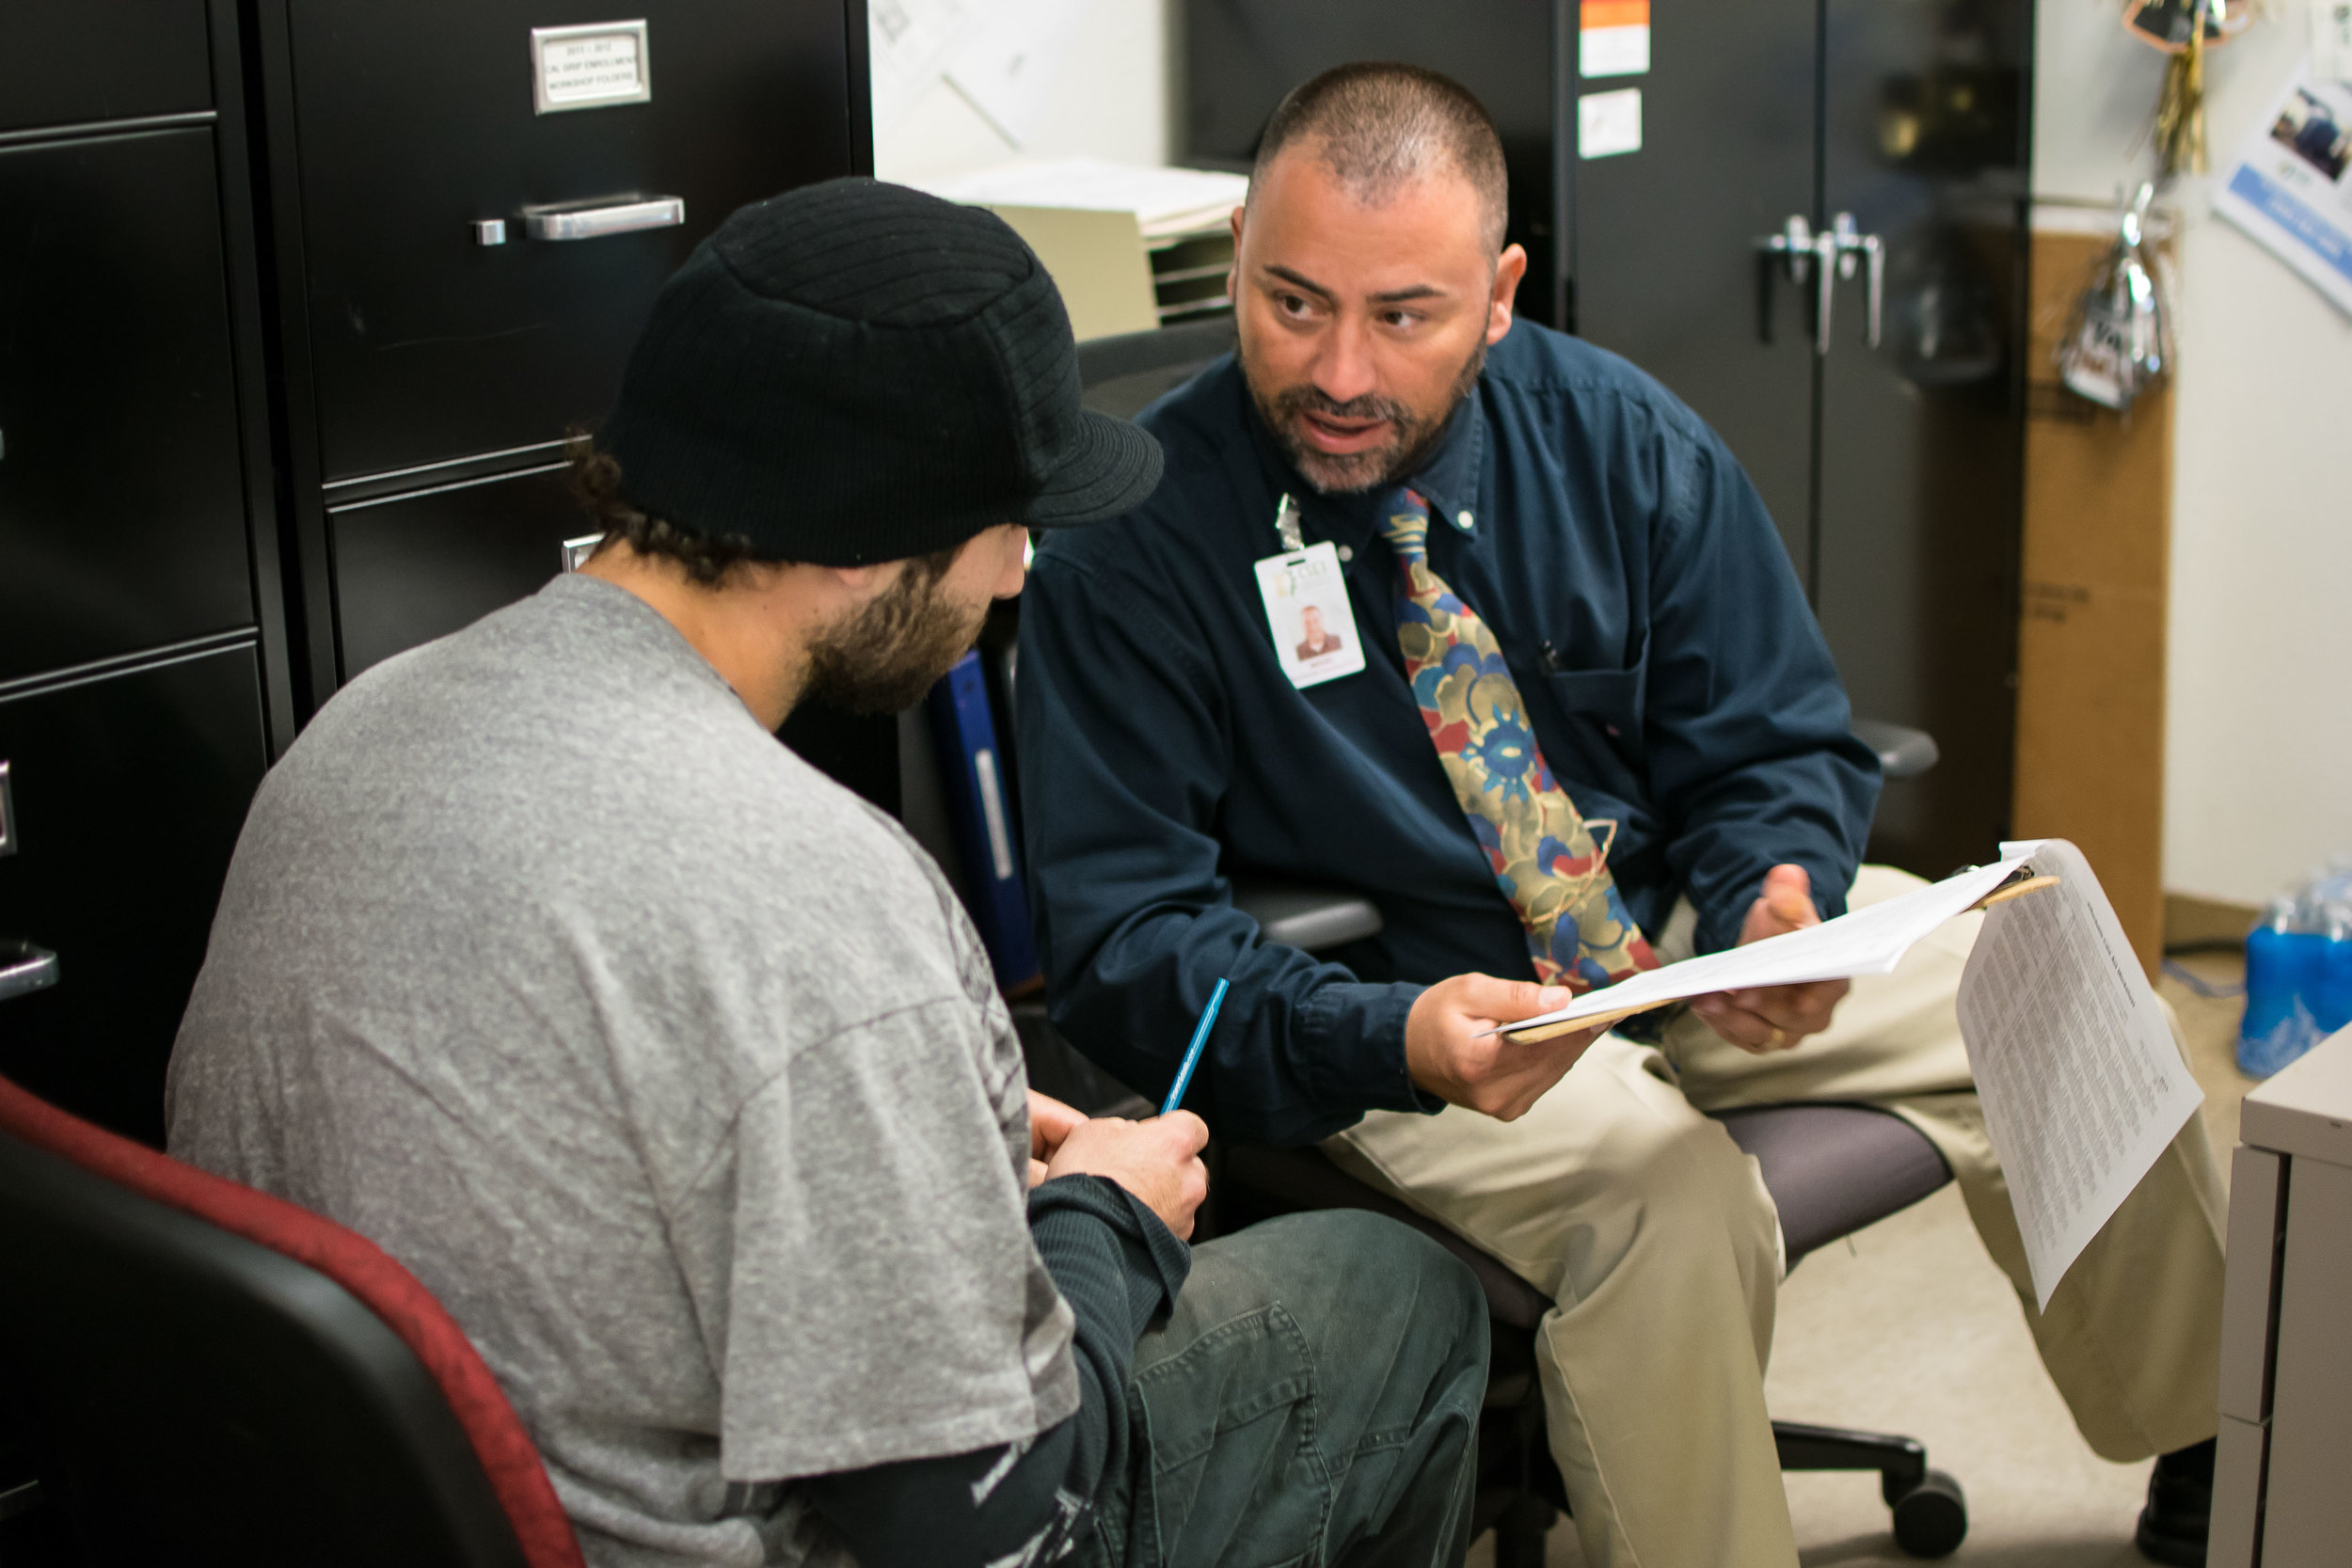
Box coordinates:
[1076,1210,1489,1568]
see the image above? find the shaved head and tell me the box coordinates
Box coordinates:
[1249,63,1509,254]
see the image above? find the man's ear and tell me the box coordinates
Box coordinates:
[1487,243,1529,345]
[825,562,895,597]
[1225,201,1247,307]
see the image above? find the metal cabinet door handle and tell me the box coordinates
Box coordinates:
[1756,214,1883,354]
[0,941,58,1003]
[1812,227,1841,355]
[1828,212,1885,351]
[1753,216,1816,347]
[517,197,685,242]
[1756,214,1815,280]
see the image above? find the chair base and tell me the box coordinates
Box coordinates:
[1472,1395,1563,1566]
[1774,1420,1970,1559]
[1471,1420,1970,1562]
[1487,1493,1557,1568]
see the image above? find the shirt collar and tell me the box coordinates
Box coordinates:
[1237,368,1489,550]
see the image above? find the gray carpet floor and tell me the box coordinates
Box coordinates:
[1469,951,2254,1568]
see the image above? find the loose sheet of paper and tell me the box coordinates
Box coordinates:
[1497,854,2033,1037]
[1957,839,2203,1309]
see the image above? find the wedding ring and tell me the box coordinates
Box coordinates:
[1765,1025,1787,1050]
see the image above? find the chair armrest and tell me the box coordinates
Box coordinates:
[1851,720,1940,782]
[1230,880,1384,954]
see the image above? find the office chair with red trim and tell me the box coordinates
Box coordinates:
[0,1071,581,1568]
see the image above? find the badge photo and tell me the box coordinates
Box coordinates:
[1254,542,1367,689]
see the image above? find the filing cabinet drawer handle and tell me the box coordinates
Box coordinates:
[519,197,686,243]
[0,942,58,1004]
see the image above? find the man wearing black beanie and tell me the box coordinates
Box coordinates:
[167,179,1488,1568]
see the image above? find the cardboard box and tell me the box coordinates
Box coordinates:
[2015,229,2171,975]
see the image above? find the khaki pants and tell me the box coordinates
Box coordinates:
[1323,866,2229,1568]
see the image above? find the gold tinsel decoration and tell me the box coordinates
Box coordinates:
[2153,0,2212,176]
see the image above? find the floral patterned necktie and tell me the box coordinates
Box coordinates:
[1380,487,1660,991]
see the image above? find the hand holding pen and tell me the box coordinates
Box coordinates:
[1025,979,1227,1240]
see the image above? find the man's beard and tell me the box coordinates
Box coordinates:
[1245,337,1486,495]
[803,559,984,716]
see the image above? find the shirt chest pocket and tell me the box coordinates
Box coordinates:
[1534,637,1648,781]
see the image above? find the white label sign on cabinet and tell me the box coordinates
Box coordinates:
[1579,87,1643,159]
[532,21,652,114]
[1581,0,1651,77]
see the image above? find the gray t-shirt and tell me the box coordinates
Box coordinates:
[167,574,1078,1567]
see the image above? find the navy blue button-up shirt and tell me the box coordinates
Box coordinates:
[1017,322,1879,1147]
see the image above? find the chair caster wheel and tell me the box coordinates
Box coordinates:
[1890,1468,1967,1558]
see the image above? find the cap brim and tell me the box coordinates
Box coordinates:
[1022,410,1166,528]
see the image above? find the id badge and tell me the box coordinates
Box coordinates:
[1254,542,1366,689]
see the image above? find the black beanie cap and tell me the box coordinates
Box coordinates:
[597,177,1164,567]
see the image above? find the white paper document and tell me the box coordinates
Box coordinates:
[1957,840,2203,1309]
[1497,854,2034,1037]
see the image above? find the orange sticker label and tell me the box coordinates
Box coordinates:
[1581,0,1650,30]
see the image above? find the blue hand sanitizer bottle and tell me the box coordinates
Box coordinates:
[2241,890,2341,1077]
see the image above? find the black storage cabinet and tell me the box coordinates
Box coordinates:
[0,0,291,1147]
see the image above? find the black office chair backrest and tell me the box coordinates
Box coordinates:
[0,1086,552,1568]
[1075,316,1238,418]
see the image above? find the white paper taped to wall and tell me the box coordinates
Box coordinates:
[1957,839,2204,1309]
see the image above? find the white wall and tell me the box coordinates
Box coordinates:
[2035,0,2352,906]
[873,0,1169,183]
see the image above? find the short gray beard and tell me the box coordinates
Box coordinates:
[1243,336,1486,495]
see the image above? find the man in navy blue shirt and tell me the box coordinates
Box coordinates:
[1019,63,2229,1568]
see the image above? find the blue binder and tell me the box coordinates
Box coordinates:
[926,650,1041,990]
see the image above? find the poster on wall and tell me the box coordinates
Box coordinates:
[945,0,1090,148]
[2213,57,2352,317]
[868,0,977,135]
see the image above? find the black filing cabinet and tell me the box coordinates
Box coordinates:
[0,0,293,1145]
[248,0,872,697]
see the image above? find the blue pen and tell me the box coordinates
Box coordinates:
[1162,977,1230,1116]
